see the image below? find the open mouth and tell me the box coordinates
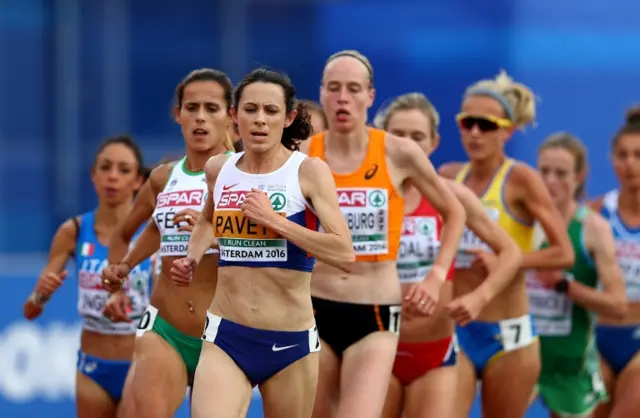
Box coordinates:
[336,109,350,122]
[251,131,268,138]
[193,128,209,137]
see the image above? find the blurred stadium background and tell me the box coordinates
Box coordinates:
[0,0,638,416]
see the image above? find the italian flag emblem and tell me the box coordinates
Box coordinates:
[80,243,94,257]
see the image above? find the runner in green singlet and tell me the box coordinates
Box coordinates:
[528,133,627,418]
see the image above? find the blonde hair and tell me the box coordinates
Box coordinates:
[538,132,588,198]
[323,50,374,88]
[465,70,536,130]
[373,93,440,137]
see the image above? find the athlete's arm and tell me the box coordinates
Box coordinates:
[390,136,466,279]
[108,166,167,264]
[511,164,574,269]
[23,218,77,319]
[446,179,522,301]
[185,155,226,264]
[567,213,627,318]
[271,157,355,272]
[120,220,160,269]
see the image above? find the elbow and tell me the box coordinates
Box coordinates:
[557,244,575,269]
[332,244,356,273]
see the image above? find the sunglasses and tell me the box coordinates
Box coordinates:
[456,113,512,132]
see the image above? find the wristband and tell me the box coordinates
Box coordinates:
[29,290,49,306]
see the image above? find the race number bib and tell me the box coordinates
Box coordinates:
[527,272,573,336]
[337,188,389,256]
[456,207,500,269]
[397,216,439,283]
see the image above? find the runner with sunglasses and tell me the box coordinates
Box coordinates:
[374,93,522,418]
[439,70,574,418]
[591,107,640,418]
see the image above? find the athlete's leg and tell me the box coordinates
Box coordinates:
[404,365,457,417]
[191,342,253,418]
[481,340,541,418]
[609,353,640,418]
[380,375,403,418]
[311,339,341,418]
[453,352,477,418]
[76,372,118,418]
[595,358,615,418]
[133,333,189,418]
[260,352,320,418]
[335,331,398,418]
[116,361,136,418]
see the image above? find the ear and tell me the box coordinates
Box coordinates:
[367,88,376,109]
[173,106,181,124]
[284,109,298,128]
[430,133,441,154]
[229,106,239,125]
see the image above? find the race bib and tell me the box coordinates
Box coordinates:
[397,216,439,283]
[337,188,389,256]
[215,211,288,262]
[455,207,500,269]
[616,240,640,301]
[527,272,573,336]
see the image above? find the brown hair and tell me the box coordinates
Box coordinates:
[539,132,588,199]
[612,105,640,150]
[299,100,328,132]
[373,93,440,138]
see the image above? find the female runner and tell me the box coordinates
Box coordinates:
[439,70,574,418]
[23,135,152,418]
[100,68,235,418]
[591,107,640,418]
[301,50,467,418]
[530,132,626,418]
[171,68,354,418]
[300,99,328,135]
[375,93,522,418]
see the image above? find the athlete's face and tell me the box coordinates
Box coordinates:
[612,133,640,190]
[320,57,375,133]
[538,147,582,205]
[175,80,230,153]
[231,82,296,154]
[309,110,327,135]
[386,109,439,157]
[91,143,143,206]
[459,95,512,161]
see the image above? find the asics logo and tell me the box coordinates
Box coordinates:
[364,164,378,180]
[272,343,298,352]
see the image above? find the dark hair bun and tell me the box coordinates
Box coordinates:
[625,105,640,125]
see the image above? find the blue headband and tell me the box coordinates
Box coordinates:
[466,88,515,121]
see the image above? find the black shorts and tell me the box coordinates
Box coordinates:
[312,296,401,358]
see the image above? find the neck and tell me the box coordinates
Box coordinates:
[94,201,130,228]
[243,145,288,174]
[618,186,640,213]
[325,124,369,156]
[184,143,228,172]
[468,153,506,180]
[556,199,578,223]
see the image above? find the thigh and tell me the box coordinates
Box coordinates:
[482,340,541,418]
[336,331,398,418]
[405,365,457,418]
[133,332,189,418]
[380,375,403,418]
[610,352,640,418]
[260,352,320,418]
[454,352,477,418]
[116,361,137,418]
[594,357,615,418]
[191,342,253,418]
[76,371,118,418]
[312,339,341,418]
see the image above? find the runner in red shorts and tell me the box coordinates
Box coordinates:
[375,93,522,417]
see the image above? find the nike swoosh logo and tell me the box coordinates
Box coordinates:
[222,183,239,191]
[364,164,378,180]
[272,343,298,352]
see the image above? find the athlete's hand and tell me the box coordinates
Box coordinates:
[468,249,498,275]
[101,263,131,293]
[241,188,279,227]
[446,291,488,326]
[36,271,68,297]
[534,270,564,289]
[103,292,132,323]
[173,209,201,232]
[170,257,197,287]
[405,267,445,315]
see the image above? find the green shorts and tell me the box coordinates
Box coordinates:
[538,371,608,418]
[138,305,202,380]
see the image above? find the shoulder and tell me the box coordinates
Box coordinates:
[56,216,81,243]
[384,133,426,165]
[148,162,174,193]
[508,160,538,182]
[205,153,233,181]
[300,155,332,179]
[585,208,611,237]
[586,196,605,212]
[438,162,466,179]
